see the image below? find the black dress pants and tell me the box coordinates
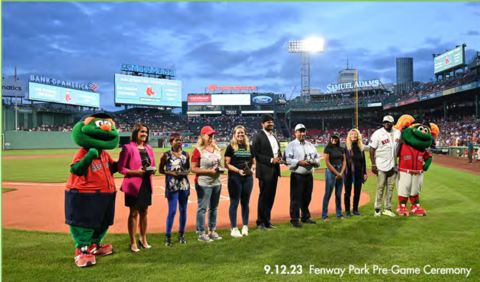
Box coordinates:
[257,177,278,226]
[344,173,363,212]
[289,173,313,223]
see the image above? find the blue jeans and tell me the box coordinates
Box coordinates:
[165,190,189,235]
[228,173,253,228]
[195,183,222,235]
[322,168,344,219]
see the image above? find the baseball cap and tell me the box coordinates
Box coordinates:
[85,113,113,120]
[383,115,394,123]
[295,124,306,131]
[201,126,218,135]
[331,132,340,139]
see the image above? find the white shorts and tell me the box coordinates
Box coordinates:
[397,171,424,197]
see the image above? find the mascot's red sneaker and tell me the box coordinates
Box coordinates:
[89,243,114,256]
[75,246,96,268]
[410,204,427,216]
[396,204,409,216]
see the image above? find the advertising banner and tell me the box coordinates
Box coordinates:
[114,74,182,107]
[367,102,382,107]
[188,95,212,105]
[458,82,476,92]
[211,94,250,106]
[28,82,100,108]
[443,87,458,96]
[251,94,274,105]
[397,98,418,107]
[2,77,26,97]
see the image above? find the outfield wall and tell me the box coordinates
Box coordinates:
[2,131,188,150]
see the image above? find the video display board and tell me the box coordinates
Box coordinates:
[28,82,100,108]
[434,46,464,74]
[114,74,182,107]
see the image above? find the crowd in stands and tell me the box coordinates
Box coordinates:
[186,115,288,142]
[109,109,191,135]
[428,114,480,147]
[17,124,74,132]
[394,71,479,102]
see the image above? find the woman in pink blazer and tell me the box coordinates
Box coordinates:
[118,123,156,252]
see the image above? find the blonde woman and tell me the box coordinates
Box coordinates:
[343,128,367,217]
[224,125,256,237]
[191,126,224,242]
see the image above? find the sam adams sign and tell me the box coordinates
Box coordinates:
[327,80,380,93]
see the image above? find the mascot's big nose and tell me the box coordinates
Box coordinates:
[100,124,112,132]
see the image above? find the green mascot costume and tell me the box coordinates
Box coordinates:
[393,115,439,216]
[65,113,120,268]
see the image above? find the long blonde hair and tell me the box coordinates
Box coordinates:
[230,125,250,152]
[196,134,220,153]
[346,128,364,151]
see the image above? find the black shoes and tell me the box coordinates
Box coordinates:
[178,235,187,244]
[345,211,352,217]
[353,210,363,216]
[266,224,277,229]
[165,236,172,247]
[301,219,317,224]
[257,224,268,231]
[138,239,152,249]
[291,222,302,228]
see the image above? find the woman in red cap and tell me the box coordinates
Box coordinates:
[191,126,224,242]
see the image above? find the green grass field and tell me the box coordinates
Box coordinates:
[2,147,328,183]
[2,148,479,281]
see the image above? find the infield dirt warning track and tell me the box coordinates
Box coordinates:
[2,164,370,233]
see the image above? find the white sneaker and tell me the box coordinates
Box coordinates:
[230,227,242,238]
[242,225,249,236]
[197,234,213,243]
[382,209,396,217]
[208,231,223,240]
[374,211,381,217]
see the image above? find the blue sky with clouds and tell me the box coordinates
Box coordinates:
[2,1,480,110]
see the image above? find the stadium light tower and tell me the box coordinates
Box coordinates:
[288,37,325,102]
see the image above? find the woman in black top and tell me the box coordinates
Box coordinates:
[224,125,256,238]
[322,132,346,221]
[344,129,367,217]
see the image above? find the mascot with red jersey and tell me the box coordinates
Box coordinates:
[65,113,119,267]
[394,115,439,216]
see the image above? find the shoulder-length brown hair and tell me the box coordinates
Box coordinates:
[130,123,149,145]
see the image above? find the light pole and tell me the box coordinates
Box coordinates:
[288,37,325,103]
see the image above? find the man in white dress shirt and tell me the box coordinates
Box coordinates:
[284,124,321,227]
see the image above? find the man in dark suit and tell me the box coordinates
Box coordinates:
[252,114,283,231]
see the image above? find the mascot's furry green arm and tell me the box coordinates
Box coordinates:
[71,148,99,176]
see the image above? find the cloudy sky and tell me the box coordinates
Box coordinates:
[2,1,480,110]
